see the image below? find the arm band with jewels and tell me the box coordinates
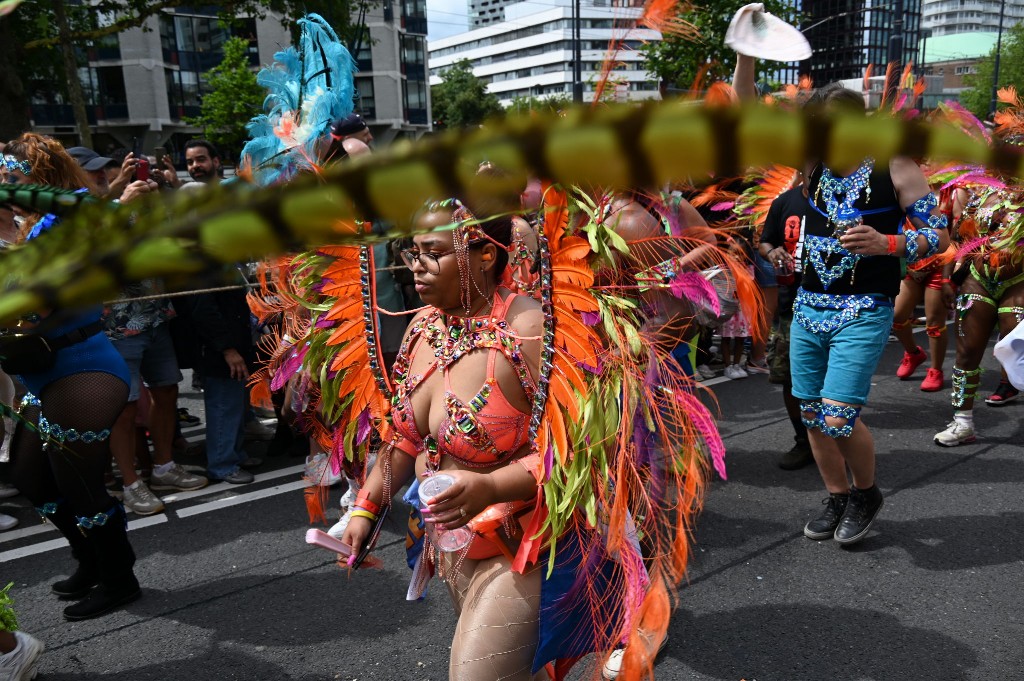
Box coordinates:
[907,194,949,231]
[903,228,920,263]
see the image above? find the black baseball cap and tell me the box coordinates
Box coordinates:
[330,113,368,139]
[67,147,116,172]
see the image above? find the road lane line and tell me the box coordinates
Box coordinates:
[175,480,310,518]
[159,464,306,504]
[0,514,168,561]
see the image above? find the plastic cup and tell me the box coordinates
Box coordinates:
[418,474,473,552]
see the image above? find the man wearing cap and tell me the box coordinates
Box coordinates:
[67,146,153,202]
[330,112,374,156]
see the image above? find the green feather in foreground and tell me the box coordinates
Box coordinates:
[0,102,1019,324]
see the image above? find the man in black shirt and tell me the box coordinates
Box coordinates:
[760,85,949,546]
[760,185,811,469]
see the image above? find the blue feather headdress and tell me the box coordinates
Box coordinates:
[240,14,357,187]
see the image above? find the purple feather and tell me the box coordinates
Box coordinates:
[710,201,735,212]
[270,343,308,391]
[314,316,337,329]
[543,442,554,482]
[355,407,372,445]
[581,310,600,326]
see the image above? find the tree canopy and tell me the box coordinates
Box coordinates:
[642,0,799,95]
[960,23,1024,120]
[430,59,503,130]
[0,0,370,144]
[185,37,265,160]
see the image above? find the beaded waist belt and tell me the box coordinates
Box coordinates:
[794,289,892,333]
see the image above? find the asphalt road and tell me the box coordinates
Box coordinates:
[2,337,1022,681]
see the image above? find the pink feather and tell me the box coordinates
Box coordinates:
[956,236,989,260]
[675,391,727,480]
[668,271,720,316]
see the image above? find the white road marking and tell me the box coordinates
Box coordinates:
[0,514,169,562]
[175,480,310,518]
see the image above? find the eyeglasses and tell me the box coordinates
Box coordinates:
[399,247,457,275]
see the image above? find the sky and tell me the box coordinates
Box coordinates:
[427,0,469,41]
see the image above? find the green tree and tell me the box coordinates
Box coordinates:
[184,37,264,160]
[506,94,572,116]
[431,59,503,130]
[960,23,1024,120]
[642,0,799,95]
[2,1,367,146]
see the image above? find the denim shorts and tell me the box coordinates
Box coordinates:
[111,323,183,401]
[753,252,779,288]
[790,303,893,405]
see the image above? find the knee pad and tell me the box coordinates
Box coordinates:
[925,324,947,338]
[800,401,861,439]
[818,403,861,439]
[800,401,822,431]
[891,319,912,331]
[951,365,983,408]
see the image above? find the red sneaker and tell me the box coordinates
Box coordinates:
[896,346,926,379]
[920,368,944,392]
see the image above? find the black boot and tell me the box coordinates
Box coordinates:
[39,502,99,599]
[63,505,141,621]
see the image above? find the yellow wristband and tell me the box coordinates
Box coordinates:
[350,509,378,522]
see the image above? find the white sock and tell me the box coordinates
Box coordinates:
[153,462,175,476]
[125,479,144,492]
[953,410,974,427]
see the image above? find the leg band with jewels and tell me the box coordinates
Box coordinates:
[951,365,984,408]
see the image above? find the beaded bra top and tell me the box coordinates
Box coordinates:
[390,290,536,470]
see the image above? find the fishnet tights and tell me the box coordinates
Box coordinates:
[444,552,546,681]
[8,372,128,516]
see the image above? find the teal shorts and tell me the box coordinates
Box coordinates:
[790,303,893,405]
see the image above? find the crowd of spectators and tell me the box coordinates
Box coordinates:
[0,137,279,533]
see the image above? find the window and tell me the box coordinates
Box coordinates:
[355,77,376,118]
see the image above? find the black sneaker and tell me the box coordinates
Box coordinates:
[834,485,884,545]
[985,380,1020,407]
[177,408,201,425]
[804,493,850,540]
[778,439,813,470]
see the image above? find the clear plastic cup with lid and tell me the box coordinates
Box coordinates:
[418,473,473,552]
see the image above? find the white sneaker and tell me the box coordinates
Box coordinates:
[150,463,208,492]
[696,364,716,380]
[327,509,353,541]
[0,630,44,680]
[0,482,19,499]
[934,420,977,447]
[724,364,748,380]
[122,480,165,516]
[0,512,18,531]
[601,631,668,680]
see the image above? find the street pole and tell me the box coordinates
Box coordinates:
[573,0,582,103]
[884,0,906,107]
[989,0,1007,118]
